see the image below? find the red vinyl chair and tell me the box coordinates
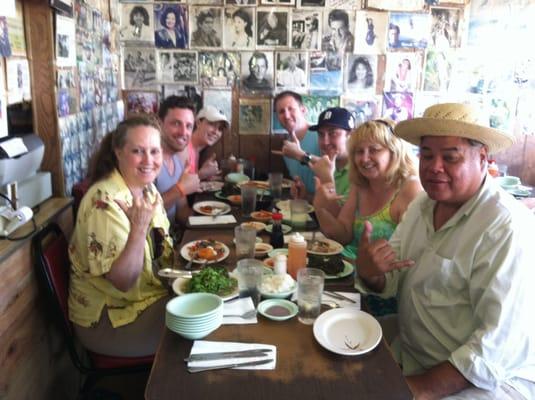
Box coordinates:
[32,223,153,394]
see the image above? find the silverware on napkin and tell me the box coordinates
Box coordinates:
[324,291,357,304]
[187,359,272,373]
[184,348,272,362]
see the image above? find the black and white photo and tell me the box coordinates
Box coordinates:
[256,9,289,47]
[345,54,377,93]
[321,9,354,53]
[172,51,198,83]
[123,48,157,89]
[190,7,223,48]
[119,3,154,44]
[154,3,188,48]
[240,51,274,94]
[291,10,321,50]
[354,10,388,55]
[224,7,255,49]
[276,52,307,92]
[198,51,240,87]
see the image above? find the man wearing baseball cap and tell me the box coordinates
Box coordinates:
[355,103,535,399]
[180,105,229,180]
[289,106,355,202]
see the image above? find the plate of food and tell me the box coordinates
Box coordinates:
[307,254,351,279]
[172,266,238,301]
[237,180,270,191]
[193,201,231,216]
[250,210,273,222]
[275,200,314,213]
[258,299,298,321]
[258,273,296,299]
[307,238,344,256]
[313,309,382,356]
[200,181,224,192]
[180,239,230,264]
[241,221,267,232]
[227,195,241,205]
[254,242,273,258]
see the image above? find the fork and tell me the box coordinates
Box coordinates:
[184,250,199,270]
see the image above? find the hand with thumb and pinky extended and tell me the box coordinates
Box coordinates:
[357,221,414,291]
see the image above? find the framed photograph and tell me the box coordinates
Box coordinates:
[162,85,203,112]
[124,90,159,115]
[340,95,381,128]
[6,58,31,105]
[321,9,355,53]
[170,51,199,83]
[256,9,289,48]
[189,6,223,48]
[56,14,76,67]
[240,51,274,95]
[203,89,233,128]
[123,47,157,89]
[226,0,256,5]
[153,3,188,49]
[302,94,339,125]
[365,0,425,11]
[326,0,359,8]
[309,51,343,96]
[298,0,325,7]
[422,49,453,92]
[224,7,255,50]
[198,51,240,87]
[50,0,74,17]
[119,3,155,45]
[430,7,462,49]
[388,12,430,49]
[260,0,296,6]
[57,68,79,117]
[384,52,421,92]
[238,98,270,135]
[345,54,377,93]
[382,91,414,122]
[291,10,321,50]
[354,10,388,55]
[0,18,12,58]
[275,51,307,93]
[189,0,223,5]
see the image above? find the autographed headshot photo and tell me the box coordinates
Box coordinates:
[120,3,154,44]
[240,51,274,94]
[190,7,223,48]
[321,9,354,53]
[291,10,321,50]
[257,9,288,47]
[345,54,377,92]
[276,52,307,92]
[154,3,188,48]
[224,7,255,50]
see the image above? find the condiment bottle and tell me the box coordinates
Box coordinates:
[270,212,284,249]
[228,154,237,173]
[273,254,287,275]
[287,233,307,279]
[488,160,499,177]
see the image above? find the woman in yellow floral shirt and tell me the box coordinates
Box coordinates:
[69,115,174,357]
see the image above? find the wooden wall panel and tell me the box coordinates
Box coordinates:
[23,0,64,196]
[495,135,535,187]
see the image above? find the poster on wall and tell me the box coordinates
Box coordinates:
[275,51,307,93]
[7,1,26,57]
[224,7,255,50]
[56,14,76,67]
[6,58,31,104]
[309,51,343,96]
[162,84,203,111]
[238,98,270,135]
[382,91,413,122]
[422,49,453,92]
[256,9,289,48]
[240,51,274,94]
[291,10,321,51]
[123,47,157,89]
[345,54,377,94]
[124,90,159,115]
[388,12,430,49]
[430,7,462,49]
[57,68,79,116]
[119,3,155,45]
[0,17,12,57]
[189,6,223,48]
[154,3,188,49]
[340,95,381,128]
[302,94,339,125]
[354,10,388,55]
[321,9,355,53]
[198,51,240,88]
[384,52,421,93]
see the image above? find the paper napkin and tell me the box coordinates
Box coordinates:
[188,340,276,370]
[223,297,258,325]
[188,215,237,226]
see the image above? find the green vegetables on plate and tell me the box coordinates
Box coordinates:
[186,266,237,297]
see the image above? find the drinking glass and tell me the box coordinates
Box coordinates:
[290,199,308,230]
[234,225,257,260]
[297,268,325,325]
[269,172,283,201]
[241,185,257,217]
[236,258,264,306]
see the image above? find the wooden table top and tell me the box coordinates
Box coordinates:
[145,192,412,400]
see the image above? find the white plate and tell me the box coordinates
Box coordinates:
[237,180,270,192]
[255,242,273,257]
[265,223,292,234]
[325,260,355,280]
[172,276,239,301]
[276,200,314,213]
[180,240,230,264]
[307,238,344,256]
[313,309,382,356]
[241,221,267,232]
[193,201,231,216]
[200,181,224,192]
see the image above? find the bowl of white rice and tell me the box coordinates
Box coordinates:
[259,273,296,299]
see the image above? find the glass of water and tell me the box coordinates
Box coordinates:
[234,225,257,260]
[241,185,257,217]
[297,268,325,325]
[269,172,283,201]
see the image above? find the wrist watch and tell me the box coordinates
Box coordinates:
[300,152,312,165]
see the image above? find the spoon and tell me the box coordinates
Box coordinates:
[223,310,257,319]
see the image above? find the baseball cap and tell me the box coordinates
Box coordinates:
[196,105,229,127]
[309,107,355,131]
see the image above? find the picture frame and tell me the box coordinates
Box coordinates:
[354,10,388,55]
[238,98,270,135]
[119,3,155,45]
[302,94,339,125]
[388,12,430,49]
[321,9,355,53]
[430,7,462,49]
[224,7,256,50]
[291,10,322,51]
[189,6,224,49]
[382,91,414,122]
[309,51,343,96]
[345,54,377,94]
[275,51,308,93]
[340,95,382,128]
[198,51,240,88]
[384,51,421,93]
[124,90,159,115]
[153,3,188,49]
[240,51,274,95]
[123,47,158,89]
[256,8,289,48]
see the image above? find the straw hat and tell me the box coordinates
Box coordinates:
[394,103,514,154]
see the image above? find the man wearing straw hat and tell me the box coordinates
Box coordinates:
[355,103,535,399]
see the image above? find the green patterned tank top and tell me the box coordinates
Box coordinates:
[341,193,397,260]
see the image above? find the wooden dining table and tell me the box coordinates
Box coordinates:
[144,192,413,400]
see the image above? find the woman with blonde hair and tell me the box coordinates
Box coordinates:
[315,119,422,315]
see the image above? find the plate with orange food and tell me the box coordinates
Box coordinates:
[250,210,273,222]
[193,201,231,216]
[180,239,230,264]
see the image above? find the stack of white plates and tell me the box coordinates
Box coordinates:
[166,293,223,340]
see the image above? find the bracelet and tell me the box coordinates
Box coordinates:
[176,182,186,197]
[300,152,312,166]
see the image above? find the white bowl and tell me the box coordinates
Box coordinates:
[166,293,223,319]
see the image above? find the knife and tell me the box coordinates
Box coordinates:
[324,291,357,304]
[184,348,272,362]
[187,358,272,373]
